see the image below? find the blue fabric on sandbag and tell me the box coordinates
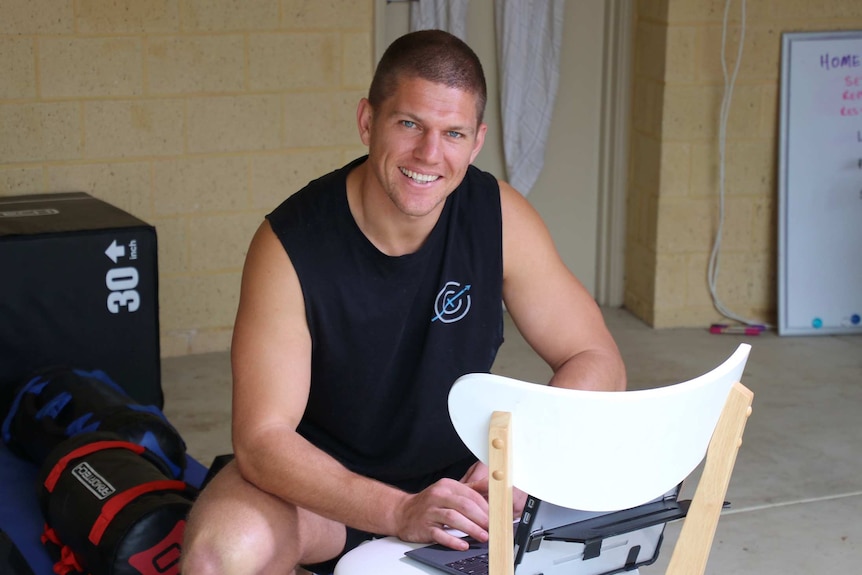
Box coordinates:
[1,366,187,479]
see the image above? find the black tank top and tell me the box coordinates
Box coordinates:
[267,156,504,491]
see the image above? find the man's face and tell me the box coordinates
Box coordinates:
[357,76,487,220]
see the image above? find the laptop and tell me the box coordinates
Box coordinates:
[405,485,688,575]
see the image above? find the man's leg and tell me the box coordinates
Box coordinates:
[181,459,348,574]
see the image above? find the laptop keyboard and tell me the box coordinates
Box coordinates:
[446,552,490,574]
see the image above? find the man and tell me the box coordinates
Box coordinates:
[181,29,625,575]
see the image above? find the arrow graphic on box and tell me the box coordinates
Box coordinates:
[105,240,126,263]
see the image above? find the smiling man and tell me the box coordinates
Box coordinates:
[181,30,625,575]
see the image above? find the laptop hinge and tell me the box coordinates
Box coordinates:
[583,537,603,560]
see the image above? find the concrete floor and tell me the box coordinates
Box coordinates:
[161,307,862,574]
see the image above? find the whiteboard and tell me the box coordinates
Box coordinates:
[778,31,862,335]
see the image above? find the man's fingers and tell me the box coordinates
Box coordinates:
[465,477,489,496]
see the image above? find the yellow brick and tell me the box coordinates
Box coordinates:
[187,212,262,272]
[655,196,715,253]
[150,215,187,275]
[654,253,689,309]
[645,191,660,251]
[691,139,775,199]
[726,140,775,197]
[158,272,241,330]
[749,195,776,254]
[623,291,654,327]
[251,149,343,210]
[0,102,81,162]
[283,90,364,148]
[0,0,74,34]
[76,0,180,33]
[188,328,233,354]
[281,0,372,30]
[0,37,35,99]
[147,35,245,95]
[342,31,373,88]
[725,85,764,139]
[688,141,718,197]
[187,95,281,153]
[159,330,193,357]
[768,0,862,20]
[659,141,692,196]
[632,132,661,191]
[39,37,143,99]
[248,32,339,91]
[684,253,713,308]
[152,156,250,215]
[624,242,657,308]
[635,0,669,23]
[759,84,779,139]
[0,166,44,195]
[651,305,721,329]
[340,146,368,164]
[84,99,184,159]
[634,22,668,82]
[697,24,782,85]
[661,84,722,140]
[717,196,755,252]
[668,0,770,24]
[709,251,774,312]
[631,80,664,137]
[665,26,697,83]
[45,161,153,218]
[626,180,657,248]
[180,0,280,31]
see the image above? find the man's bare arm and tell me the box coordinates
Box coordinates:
[499,182,626,392]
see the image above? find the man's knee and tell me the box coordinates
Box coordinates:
[181,465,293,573]
[182,512,285,574]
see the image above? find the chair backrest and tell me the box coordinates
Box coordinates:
[448,343,754,575]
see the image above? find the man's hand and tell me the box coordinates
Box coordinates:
[460,461,528,519]
[394,478,489,550]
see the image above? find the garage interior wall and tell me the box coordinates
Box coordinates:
[0,0,373,356]
[4,0,862,357]
[626,0,862,328]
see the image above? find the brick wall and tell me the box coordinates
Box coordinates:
[0,0,373,355]
[627,0,862,328]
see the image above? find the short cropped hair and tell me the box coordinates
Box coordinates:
[369,29,487,124]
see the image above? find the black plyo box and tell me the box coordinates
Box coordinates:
[0,192,162,407]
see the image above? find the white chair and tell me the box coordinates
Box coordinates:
[335,344,754,575]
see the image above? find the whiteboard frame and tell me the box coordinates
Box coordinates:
[778,30,862,336]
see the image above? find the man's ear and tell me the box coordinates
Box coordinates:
[357,98,373,146]
[469,122,488,164]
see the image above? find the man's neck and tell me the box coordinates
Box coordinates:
[346,162,442,257]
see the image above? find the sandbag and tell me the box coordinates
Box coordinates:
[38,432,196,575]
[1,366,186,478]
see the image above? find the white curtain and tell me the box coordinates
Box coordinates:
[409,0,469,40]
[496,0,564,195]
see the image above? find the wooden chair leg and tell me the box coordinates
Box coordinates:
[488,411,514,575]
[665,382,754,575]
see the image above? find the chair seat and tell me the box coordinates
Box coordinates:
[334,535,642,575]
[334,536,436,575]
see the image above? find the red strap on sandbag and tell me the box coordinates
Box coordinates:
[89,479,188,545]
[41,525,85,575]
[44,440,146,491]
[128,519,186,575]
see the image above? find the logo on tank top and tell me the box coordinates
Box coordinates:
[432,281,471,323]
